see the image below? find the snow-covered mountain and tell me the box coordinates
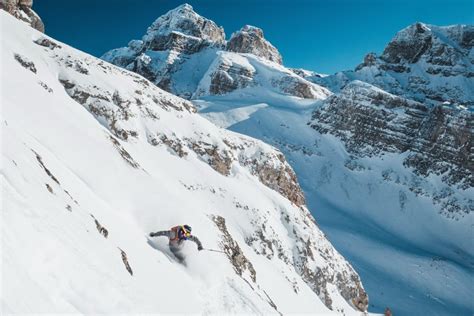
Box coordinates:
[308,23,474,108]
[102,4,327,101]
[0,9,372,314]
[102,4,473,315]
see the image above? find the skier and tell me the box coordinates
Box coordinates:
[149,225,203,262]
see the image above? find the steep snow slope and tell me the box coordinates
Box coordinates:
[1,11,370,314]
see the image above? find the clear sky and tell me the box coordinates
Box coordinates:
[34,0,473,74]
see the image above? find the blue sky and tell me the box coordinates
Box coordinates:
[35,0,473,74]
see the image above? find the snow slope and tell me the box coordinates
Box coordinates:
[1,11,370,314]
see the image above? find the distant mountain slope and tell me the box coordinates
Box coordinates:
[1,10,369,314]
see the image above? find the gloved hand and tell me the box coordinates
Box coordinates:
[149,232,155,237]
[198,245,203,251]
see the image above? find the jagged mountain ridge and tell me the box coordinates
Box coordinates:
[309,23,474,108]
[100,4,474,315]
[102,3,326,101]
[1,10,369,314]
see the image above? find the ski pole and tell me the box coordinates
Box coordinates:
[204,248,226,254]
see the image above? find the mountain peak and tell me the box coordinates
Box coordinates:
[380,22,474,65]
[142,3,225,46]
[226,24,283,64]
[174,3,194,11]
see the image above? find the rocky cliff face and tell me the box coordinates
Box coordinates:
[226,25,283,64]
[309,80,473,218]
[0,0,44,32]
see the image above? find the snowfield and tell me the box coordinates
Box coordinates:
[1,11,371,315]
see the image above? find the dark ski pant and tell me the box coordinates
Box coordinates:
[170,244,185,262]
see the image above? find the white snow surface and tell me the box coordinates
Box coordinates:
[0,12,370,315]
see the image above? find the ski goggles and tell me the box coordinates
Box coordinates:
[181,226,191,238]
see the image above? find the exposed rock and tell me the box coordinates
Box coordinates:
[193,51,330,100]
[34,37,62,50]
[109,136,141,169]
[226,25,282,64]
[355,52,377,71]
[143,3,225,49]
[33,150,59,185]
[205,53,255,96]
[14,53,36,73]
[90,214,109,238]
[274,75,325,99]
[382,22,434,64]
[212,215,257,283]
[119,248,133,276]
[0,0,44,32]
[249,153,306,206]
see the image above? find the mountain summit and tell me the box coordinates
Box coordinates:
[143,3,226,49]
[102,4,324,100]
[227,25,283,64]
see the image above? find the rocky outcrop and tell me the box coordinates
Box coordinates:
[193,51,330,99]
[196,52,256,96]
[212,215,257,283]
[0,0,44,32]
[226,25,282,64]
[274,75,327,99]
